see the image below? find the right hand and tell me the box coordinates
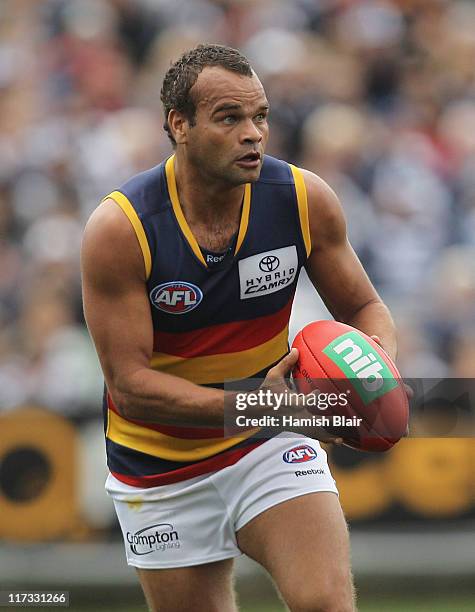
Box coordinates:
[261,349,343,446]
[262,347,300,394]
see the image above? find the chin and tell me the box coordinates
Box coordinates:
[236,164,263,183]
[247,169,262,183]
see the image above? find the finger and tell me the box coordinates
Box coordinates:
[320,436,343,446]
[268,347,299,378]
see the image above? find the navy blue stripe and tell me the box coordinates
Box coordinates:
[199,352,287,390]
[106,434,265,477]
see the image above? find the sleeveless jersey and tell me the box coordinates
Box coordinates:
[102,154,311,487]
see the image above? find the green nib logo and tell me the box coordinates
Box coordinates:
[323,331,398,405]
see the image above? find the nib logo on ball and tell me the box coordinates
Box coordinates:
[323,331,397,405]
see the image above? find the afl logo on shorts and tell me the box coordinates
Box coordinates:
[283,445,317,463]
[150,281,203,314]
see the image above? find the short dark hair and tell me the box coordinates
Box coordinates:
[160,43,253,145]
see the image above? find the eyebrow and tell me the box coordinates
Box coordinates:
[212,103,270,116]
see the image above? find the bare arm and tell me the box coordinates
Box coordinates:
[81,200,225,425]
[302,170,397,360]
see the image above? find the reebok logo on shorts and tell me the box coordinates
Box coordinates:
[127,523,180,555]
[295,468,325,477]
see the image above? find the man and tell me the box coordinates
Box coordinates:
[82,44,396,612]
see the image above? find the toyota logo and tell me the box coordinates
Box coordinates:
[259,255,280,272]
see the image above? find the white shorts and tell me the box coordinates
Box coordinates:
[106,433,338,569]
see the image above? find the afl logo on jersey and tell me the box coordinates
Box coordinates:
[150,281,203,315]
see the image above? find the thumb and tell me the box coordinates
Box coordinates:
[268,348,299,379]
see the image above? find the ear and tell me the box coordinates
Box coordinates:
[168,110,188,145]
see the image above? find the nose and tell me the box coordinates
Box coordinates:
[239,118,263,144]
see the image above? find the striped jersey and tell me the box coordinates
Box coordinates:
[103,154,311,487]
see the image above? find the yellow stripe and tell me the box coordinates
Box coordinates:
[104,191,152,279]
[107,409,257,461]
[289,164,311,257]
[105,405,111,438]
[165,155,252,264]
[151,326,289,384]
[235,183,251,254]
[165,156,207,266]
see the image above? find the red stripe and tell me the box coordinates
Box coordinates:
[153,299,293,357]
[110,440,264,487]
[107,393,224,439]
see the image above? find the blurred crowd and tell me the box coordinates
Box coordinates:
[1,0,475,415]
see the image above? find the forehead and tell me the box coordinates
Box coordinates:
[192,66,268,112]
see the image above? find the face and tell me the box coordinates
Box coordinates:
[170,66,270,185]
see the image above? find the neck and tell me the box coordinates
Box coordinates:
[173,151,245,224]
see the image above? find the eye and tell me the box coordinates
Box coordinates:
[255,113,268,123]
[223,115,237,125]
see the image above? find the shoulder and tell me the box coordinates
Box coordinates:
[116,161,169,218]
[81,199,146,283]
[299,168,339,206]
[299,167,347,249]
[83,198,136,246]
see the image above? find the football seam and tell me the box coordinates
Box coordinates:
[301,328,389,444]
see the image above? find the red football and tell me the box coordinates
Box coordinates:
[291,320,409,452]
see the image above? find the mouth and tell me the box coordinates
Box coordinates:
[235,151,261,169]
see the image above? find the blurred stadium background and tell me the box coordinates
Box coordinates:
[0,0,474,610]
